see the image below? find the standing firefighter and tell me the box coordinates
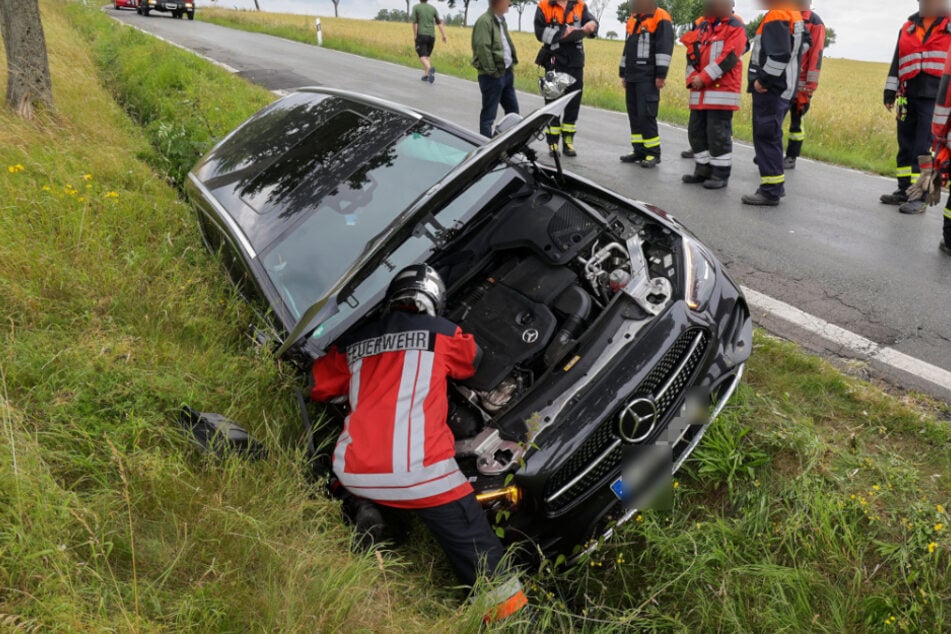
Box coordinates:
[881,0,951,215]
[534,0,599,157]
[741,1,808,207]
[905,49,951,256]
[784,0,826,170]
[618,0,674,168]
[310,265,528,623]
[680,0,747,188]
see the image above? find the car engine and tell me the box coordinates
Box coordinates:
[437,187,677,472]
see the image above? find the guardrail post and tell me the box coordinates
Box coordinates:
[316,18,323,46]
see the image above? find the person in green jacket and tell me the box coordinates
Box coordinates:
[471,0,520,137]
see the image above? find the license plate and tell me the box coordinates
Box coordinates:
[610,476,626,501]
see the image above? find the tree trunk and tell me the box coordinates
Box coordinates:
[463,1,469,26]
[331,0,339,18]
[252,0,260,9]
[405,0,410,20]
[0,0,53,118]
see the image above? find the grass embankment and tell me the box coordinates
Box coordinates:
[0,2,948,631]
[199,9,896,177]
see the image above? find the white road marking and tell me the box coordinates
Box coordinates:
[106,12,950,398]
[743,286,951,394]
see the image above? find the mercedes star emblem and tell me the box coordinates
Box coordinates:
[618,397,658,444]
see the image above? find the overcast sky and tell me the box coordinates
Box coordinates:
[199,1,913,63]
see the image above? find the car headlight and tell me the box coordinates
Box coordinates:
[683,237,716,312]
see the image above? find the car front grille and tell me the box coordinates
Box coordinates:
[543,328,710,514]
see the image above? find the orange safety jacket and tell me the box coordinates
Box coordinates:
[619,8,675,81]
[885,13,951,103]
[534,0,597,69]
[797,10,826,104]
[925,51,951,183]
[682,14,748,111]
[748,8,808,101]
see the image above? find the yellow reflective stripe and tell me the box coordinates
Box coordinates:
[547,126,562,136]
[761,175,786,185]
[643,136,661,148]
[561,123,577,133]
[789,131,806,141]
[945,207,951,219]
[897,166,914,178]
[631,134,644,144]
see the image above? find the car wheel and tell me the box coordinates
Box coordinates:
[142,8,150,16]
[187,11,194,20]
[114,1,119,10]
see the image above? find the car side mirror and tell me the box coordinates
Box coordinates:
[493,113,524,138]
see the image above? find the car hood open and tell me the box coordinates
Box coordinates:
[275,91,579,359]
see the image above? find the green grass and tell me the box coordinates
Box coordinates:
[197,9,897,177]
[0,2,947,631]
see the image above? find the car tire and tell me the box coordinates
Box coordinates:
[114,1,119,10]
[142,9,150,16]
[187,11,194,20]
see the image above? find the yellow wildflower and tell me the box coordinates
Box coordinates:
[82,173,93,181]
[935,523,944,532]
[41,185,51,192]
[104,191,120,200]
[7,164,24,173]
[928,542,937,553]
[635,514,643,523]
[872,485,880,492]
[938,504,946,515]
[673,481,680,490]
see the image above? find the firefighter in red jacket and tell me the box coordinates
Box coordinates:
[618,0,675,168]
[310,265,527,623]
[741,1,808,207]
[906,49,951,256]
[680,0,747,189]
[881,0,951,215]
[783,0,825,170]
[534,0,599,157]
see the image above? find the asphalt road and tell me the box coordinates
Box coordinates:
[109,9,951,400]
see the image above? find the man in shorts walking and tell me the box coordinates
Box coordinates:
[412,0,448,83]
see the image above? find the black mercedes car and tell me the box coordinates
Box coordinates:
[185,88,752,559]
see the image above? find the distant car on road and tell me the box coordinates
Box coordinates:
[113,0,139,10]
[185,88,752,560]
[137,0,195,20]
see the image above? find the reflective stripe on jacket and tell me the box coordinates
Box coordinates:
[311,311,480,509]
[929,51,951,183]
[683,14,747,111]
[885,13,951,101]
[534,0,597,69]
[619,8,675,81]
[748,8,808,101]
[797,10,825,97]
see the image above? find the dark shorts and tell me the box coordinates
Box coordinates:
[415,35,435,58]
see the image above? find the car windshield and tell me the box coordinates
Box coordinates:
[308,166,516,348]
[259,124,474,319]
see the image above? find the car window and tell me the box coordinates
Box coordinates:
[308,166,516,347]
[259,125,475,322]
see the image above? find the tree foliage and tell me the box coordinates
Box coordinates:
[374,9,409,22]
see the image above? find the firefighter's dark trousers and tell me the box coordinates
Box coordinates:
[414,493,506,587]
[626,80,661,158]
[545,67,584,145]
[896,97,936,192]
[944,206,951,246]
[752,91,791,200]
[688,109,734,179]
[786,105,806,159]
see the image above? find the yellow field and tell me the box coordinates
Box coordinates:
[202,8,897,175]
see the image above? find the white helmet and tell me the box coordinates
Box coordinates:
[538,71,577,100]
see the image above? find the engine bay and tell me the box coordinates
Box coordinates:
[429,184,684,476]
